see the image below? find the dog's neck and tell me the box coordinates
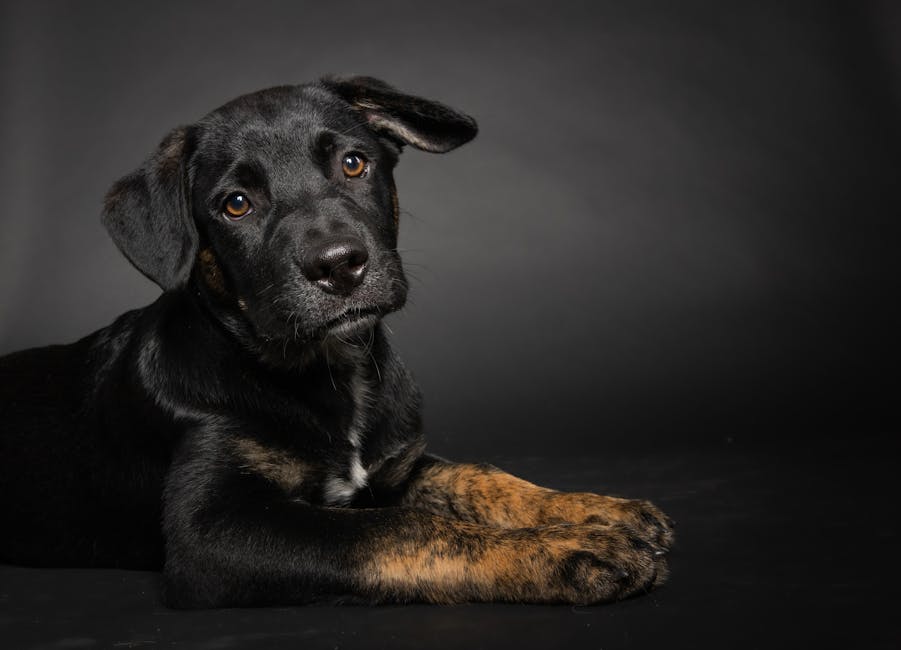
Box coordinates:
[142,286,386,434]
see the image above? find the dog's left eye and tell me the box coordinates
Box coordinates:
[222,193,253,220]
[341,153,368,178]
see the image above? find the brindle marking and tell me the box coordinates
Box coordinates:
[359,514,667,604]
[403,461,675,547]
[198,248,227,296]
[232,438,309,494]
[389,182,400,227]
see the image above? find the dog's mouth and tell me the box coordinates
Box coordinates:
[320,305,385,339]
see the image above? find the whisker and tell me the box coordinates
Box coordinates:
[403,270,427,288]
[334,119,371,138]
[324,337,337,391]
[255,282,277,298]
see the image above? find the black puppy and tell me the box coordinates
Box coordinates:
[0,77,673,607]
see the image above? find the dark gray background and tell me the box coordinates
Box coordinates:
[1,0,898,458]
[2,2,900,648]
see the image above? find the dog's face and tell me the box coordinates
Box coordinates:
[102,77,476,360]
[191,85,407,345]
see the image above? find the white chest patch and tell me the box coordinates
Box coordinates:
[323,369,373,506]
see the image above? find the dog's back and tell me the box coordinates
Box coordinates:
[0,308,168,569]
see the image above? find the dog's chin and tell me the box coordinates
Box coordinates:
[235,289,406,367]
[319,307,384,342]
[256,303,391,350]
[240,312,385,369]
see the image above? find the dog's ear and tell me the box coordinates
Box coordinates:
[322,76,478,153]
[101,126,198,291]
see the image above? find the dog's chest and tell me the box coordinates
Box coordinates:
[320,369,373,505]
[233,367,380,506]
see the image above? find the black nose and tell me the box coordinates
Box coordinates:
[301,236,369,295]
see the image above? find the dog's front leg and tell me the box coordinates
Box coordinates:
[162,439,666,607]
[400,457,674,548]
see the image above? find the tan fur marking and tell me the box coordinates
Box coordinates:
[198,248,227,295]
[403,464,552,527]
[360,521,526,603]
[404,463,674,547]
[390,185,399,227]
[232,438,307,493]
[156,127,188,176]
[155,127,188,176]
[360,518,663,604]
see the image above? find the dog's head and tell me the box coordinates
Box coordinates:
[102,77,476,361]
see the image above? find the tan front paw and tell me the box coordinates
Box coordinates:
[524,522,669,604]
[541,493,675,548]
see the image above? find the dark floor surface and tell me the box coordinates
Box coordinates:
[1,437,898,650]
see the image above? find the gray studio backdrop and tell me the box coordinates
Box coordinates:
[1,1,898,457]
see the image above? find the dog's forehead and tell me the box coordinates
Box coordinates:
[194,84,360,159]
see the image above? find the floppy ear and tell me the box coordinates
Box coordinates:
[101,126,198,291]
[321,76,478,153]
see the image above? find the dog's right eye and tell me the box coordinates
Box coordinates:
[222,193,253,220]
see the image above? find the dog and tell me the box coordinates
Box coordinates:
[0,76,673,607]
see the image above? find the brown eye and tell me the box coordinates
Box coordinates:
[222,192,252,219]
[341,153,368,178]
